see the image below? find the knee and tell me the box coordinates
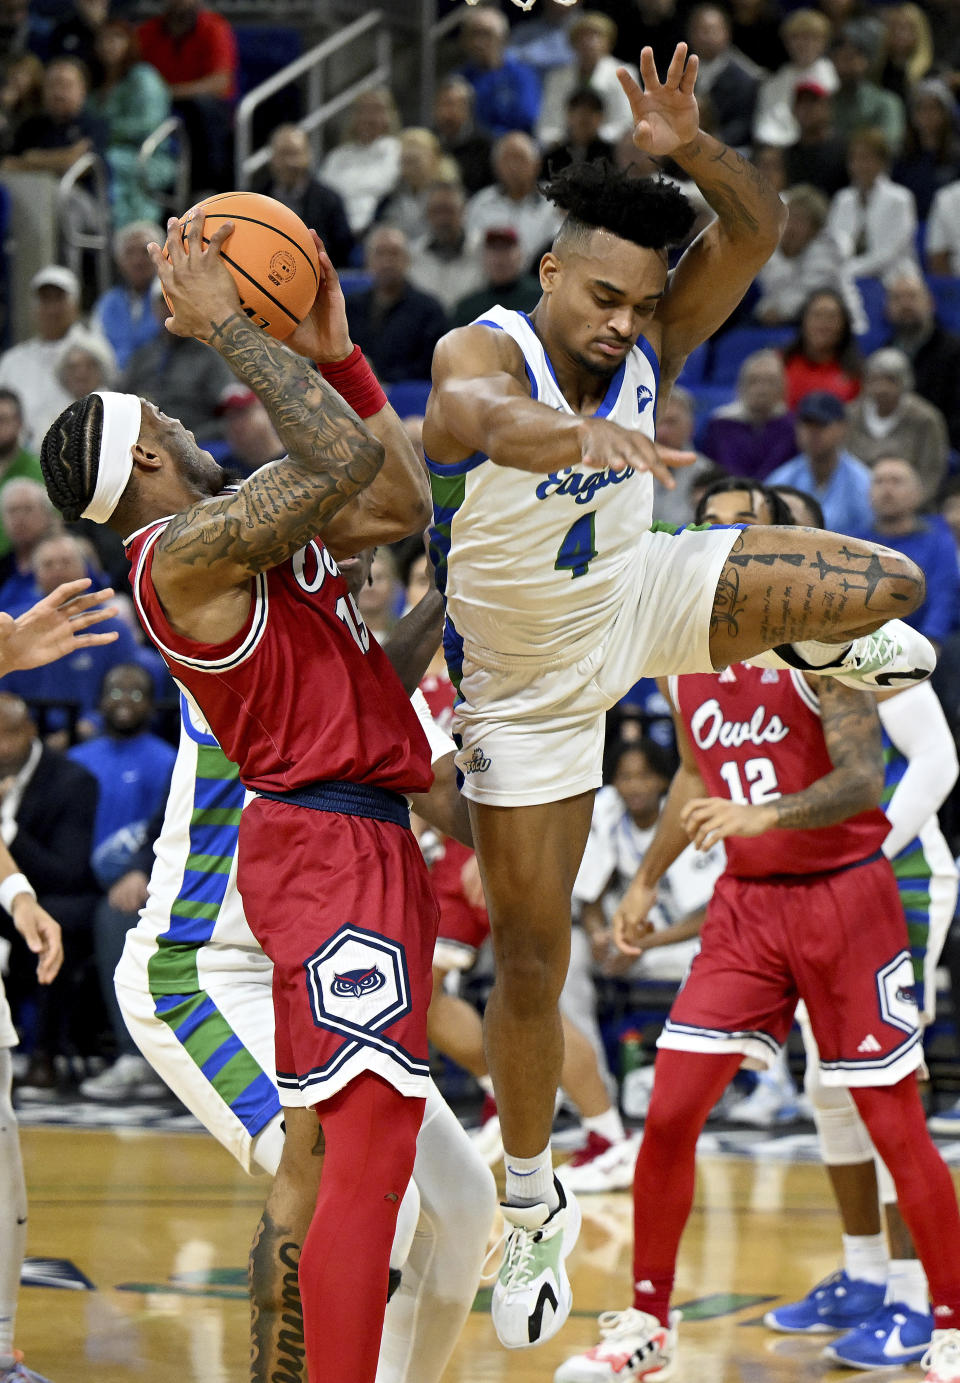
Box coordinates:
[876,550,926,618]
[492,940,568,1015]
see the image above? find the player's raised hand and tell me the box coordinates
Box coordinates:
[681,796,777,851]
[613,878,658,955]
[618,44,700,157]
[0,578,119,674]
[149,214,242,341]
[579,416,694,487]
[286,231,354,365]
[12,896,63,984]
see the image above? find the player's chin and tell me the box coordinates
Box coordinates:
[581,343,630,376]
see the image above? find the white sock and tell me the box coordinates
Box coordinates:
[885,1258,930,1316]
[843,1231,889,1286]
[504,1146,558,1210]
[477,1075,495,1097]
[0,1050,25,1367]
[582,1107,625,1145]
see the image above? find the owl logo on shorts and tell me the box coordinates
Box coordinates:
[305,925,411,1039]
[331,965,387,999]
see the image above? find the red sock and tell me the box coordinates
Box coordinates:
[632,1050,742,1325]
[298,1072,424,1383]
[851,1076,960,1318]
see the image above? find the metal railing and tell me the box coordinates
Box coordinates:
[418,0,465,125]
[234,10,392,188]
[137,114,192,220]
[57,152,111,299]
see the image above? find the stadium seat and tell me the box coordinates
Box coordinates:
[339,270,373,298]
[706,324,794,386]
[386,379,432,418]
[928,275,960,333]
[676,340,708,387]
[854,276,889,354]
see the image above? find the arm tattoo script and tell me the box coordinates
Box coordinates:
[159,313,384,576]
[249,1212,306,1383]
[773,679,884,831]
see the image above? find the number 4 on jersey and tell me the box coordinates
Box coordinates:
[555,511,598,579]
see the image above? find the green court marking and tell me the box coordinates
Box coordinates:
[116,1282,248,1300]
[469,1288,774,1318]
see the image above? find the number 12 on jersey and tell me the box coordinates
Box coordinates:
[555,511,598,579]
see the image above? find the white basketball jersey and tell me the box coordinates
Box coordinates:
[428,305,659,662]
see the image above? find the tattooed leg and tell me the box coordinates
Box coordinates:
[707,527,925,669]
[249,1107,322,1383]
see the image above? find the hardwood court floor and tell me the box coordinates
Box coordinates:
[17,1124,952,1382]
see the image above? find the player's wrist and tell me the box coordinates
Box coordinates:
[0,872,35,914]
[312,339,355,366]
[317,345,388,419]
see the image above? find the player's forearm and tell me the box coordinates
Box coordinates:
[771,765,884,832]
[447,384,588,474]
[382,587,444,695]
[639,908,705,949]
[209,312,384,482]
[670,131,784,252]
[321,402,430,553]
[636,765,703,888]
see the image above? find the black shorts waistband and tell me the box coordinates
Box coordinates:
[731,848,885,886]
[254,779,411,829]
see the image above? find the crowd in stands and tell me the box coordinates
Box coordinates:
[3,0,960,1106]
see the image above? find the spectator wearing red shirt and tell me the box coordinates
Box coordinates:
[781,287,863,411]
[137,0,237,192]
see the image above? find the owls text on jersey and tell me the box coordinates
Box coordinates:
[427,305,659,664]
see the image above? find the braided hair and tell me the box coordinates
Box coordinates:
[542,159,698,254]
[40,394,104,522]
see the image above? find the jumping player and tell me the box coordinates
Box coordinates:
[112,551,496,1383]
[39,222,436,1383]
[554,482,960,1383]
[422,43,934,1347]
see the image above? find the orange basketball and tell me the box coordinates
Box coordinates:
[163,191,321,340]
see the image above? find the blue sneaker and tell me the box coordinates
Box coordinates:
[929,1100,960,1136]
[763,1270,886,1334]
[825,1302,933,1369]
[0,1353,54,1383]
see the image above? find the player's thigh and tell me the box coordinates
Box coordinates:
[707,526,924,669]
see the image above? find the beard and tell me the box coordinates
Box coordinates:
[569,346,625,380]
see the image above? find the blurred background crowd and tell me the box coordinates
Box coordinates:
[1,0,960,1137]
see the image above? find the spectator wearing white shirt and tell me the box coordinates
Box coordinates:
[0,266,94,449]
[753,8,838,147]
[408,182,485,314]
[536,11,639,149]
[755,183,864,330]
[927,177,960,275]
[465,132,563,272]
[827,127,917,281]
[319,87,401,235]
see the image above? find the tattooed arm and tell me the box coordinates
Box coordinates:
[616,47,786,392]
[682,677,885,851]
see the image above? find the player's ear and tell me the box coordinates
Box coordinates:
[130,440,162,472]
[540,251,561,295]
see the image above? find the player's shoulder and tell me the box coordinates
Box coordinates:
[431,316,527,382]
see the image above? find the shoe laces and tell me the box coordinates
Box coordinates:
[923,1328,960,1373]
[812,1268,848,1300]
[850,628,898,673]
[495,1222,546,1291]
[597,1308,659,1341]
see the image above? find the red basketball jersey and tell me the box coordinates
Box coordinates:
[127,519,433,796]
[670,664,889,878]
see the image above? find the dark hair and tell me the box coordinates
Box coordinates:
[100,660,153,699]
[609,735,674,785]
[566,87,605,114]
[772,483,825,527]
[0,387,22,419]
[783,288,862,377]
[694,475,794,526]
[40,394,103,522]
[541,159,698,252]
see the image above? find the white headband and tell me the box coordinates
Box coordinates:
[81,390,142,523]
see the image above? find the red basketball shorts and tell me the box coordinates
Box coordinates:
[237,798,439,1108]
[430,839,490,972]
[659,854,922,1087]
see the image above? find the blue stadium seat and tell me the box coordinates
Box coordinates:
[386,380,432,418]
[676,340,708,387]
[929,275,960,333]
[706,324,794,386]
[854,276,889,354]
[339,270,372,298]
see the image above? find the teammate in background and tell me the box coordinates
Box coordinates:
[423,42,934,1349]
[39,222,436,1383]
[761,483,960,1370]
[113,550,496,1383]
[555,479,960,1383]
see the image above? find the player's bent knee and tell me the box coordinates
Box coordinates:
[495,947,569,1013]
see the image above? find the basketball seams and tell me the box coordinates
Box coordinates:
[207,239,300,323]
[198,214,320,288]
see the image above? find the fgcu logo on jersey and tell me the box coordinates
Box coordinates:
[535,465,635,506]
[305,924,410,1039]
[636,384,654,414]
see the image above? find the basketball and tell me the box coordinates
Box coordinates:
[163,190,321,341]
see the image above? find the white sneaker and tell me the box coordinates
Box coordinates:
[726,1076,800,1128]
[554,1307,679,1381]
[557,1132,640,1193]
[822,620,935,691]
[923,1327,960,1381]
[471,1094,504,1166]
[491,1178,581,1349]
[79,1054,168,1103]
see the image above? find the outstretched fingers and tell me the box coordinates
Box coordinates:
[679,51,699,94]
[663,42,688,88]
[638,45,661,90]
[616,64,645,119]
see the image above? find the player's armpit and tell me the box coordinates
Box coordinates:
[771,675,885,830]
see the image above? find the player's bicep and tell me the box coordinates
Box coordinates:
[424,326,531,463]
[814,676,885,791]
